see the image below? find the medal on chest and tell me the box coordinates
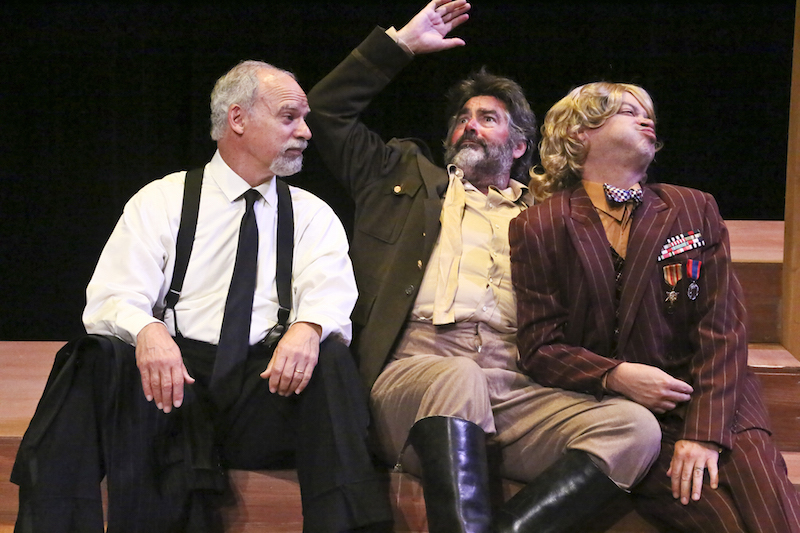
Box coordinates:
[662,263,683,314]
[686,259,702,301]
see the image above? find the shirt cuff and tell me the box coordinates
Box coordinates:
[385,26,415,57]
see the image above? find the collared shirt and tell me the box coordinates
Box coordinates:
[411,166,532,333]
[582,180,642,259]
[83,150,357,346]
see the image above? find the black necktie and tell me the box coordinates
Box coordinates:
[210,189,260,408]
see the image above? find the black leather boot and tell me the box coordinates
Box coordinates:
[407,416,493,533]
[494,449,623,533]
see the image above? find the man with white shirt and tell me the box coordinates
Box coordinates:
[306,1,661,531]
[12,60,392,533]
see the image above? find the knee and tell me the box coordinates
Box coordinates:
[314,338,357,374]
[418,358,492,428]
[613,401,661,458]
[574,401,661,489]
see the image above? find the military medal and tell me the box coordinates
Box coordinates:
[686,259,702,300]
[663,263,683,313]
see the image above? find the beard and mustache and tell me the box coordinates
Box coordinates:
[272,132,516,181]
[269,139,308,177]
[444,131,516,179]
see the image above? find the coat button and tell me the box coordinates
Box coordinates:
[405,285,415,295]
[393,185,402,194]
[417,260,423,269]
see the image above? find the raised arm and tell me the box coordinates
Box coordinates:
[307,1,470,195]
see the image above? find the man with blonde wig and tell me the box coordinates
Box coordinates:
[12,60,392,532]
[511,81,800,532]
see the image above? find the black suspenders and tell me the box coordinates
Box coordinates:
[164,167,294,341]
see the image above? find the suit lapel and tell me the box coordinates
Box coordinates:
[616,188,675,350]
[565,187,618,352]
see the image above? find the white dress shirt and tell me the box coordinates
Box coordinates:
[83,151,357,347]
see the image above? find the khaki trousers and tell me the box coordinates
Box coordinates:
[370,321,660,490]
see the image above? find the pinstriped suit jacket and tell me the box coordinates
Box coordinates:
[509,183,771,449]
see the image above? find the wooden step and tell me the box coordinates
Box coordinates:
[1,340,798,531]
[749,344,800,451]
[728,220,784,343]
[0,341,65,439]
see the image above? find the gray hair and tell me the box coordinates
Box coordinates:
[209,60,295,141]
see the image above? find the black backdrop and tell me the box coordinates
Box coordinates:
[1,1,794,340]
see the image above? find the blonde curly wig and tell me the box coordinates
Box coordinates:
[531,82,660,201]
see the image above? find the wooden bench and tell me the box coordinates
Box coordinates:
[2,220,798,531]
[2,342,798,532]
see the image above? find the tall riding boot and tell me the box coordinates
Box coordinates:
[407,415,492,533]
[494,449,623,533]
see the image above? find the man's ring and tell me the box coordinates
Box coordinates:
[295,370,304,374]
[694,467,704,472]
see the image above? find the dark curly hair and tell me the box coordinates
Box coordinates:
[444,67,537,183]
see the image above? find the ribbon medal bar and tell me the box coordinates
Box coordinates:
[658,230,705,261]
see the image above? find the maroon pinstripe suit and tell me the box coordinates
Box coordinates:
[510,183,800,532]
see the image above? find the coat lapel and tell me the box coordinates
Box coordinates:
[565,187,618,353]
[616,187,675,350]
[417,152,448,258]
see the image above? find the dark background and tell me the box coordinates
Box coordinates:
[1,1,795,340]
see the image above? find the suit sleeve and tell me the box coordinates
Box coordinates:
[681,194,752,448]
[306,27,417,198]
[510,203,620,398]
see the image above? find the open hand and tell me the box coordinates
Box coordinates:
[396,0,471,54]
[667,440,721,504]
[136,322,195,413]
[260,322,321,396]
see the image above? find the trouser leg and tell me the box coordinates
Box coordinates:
[631,437,746,532]
[370,354,494,475]
[494,387,661,490]
[218,338,392,533]
[407,416,493,533]
[370,353,494,533]
[632,426,800,533]
[726,429,800,533]
[491,380,661,532]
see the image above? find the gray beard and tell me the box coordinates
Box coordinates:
[445,140,515,185]
[270,153,303,177]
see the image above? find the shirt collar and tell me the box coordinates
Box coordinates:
[447,164,531,207]
[208,150,277,207]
